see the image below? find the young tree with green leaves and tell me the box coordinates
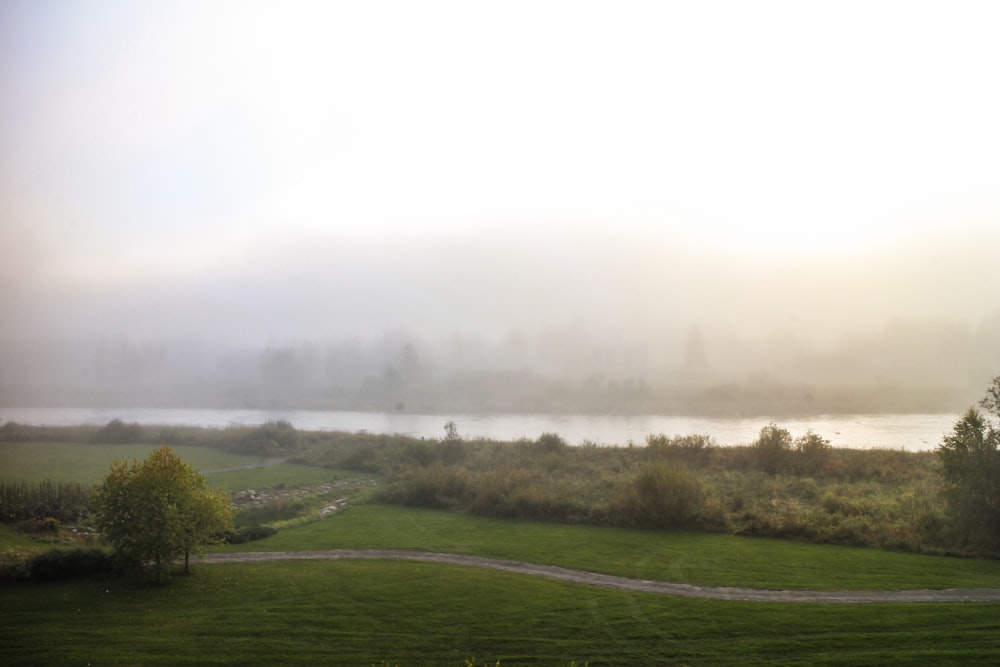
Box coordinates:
[93,446,233,582]
[937,377,1000,552]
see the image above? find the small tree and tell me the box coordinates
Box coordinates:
[937,404,1000,551]
[794,430,831,475]
[93,446,233,582]
[753,423,793,474]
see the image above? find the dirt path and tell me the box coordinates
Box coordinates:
[198,550,1000,603]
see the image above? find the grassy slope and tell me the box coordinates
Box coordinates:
[3,560,998,666]
[220,503,1000,591]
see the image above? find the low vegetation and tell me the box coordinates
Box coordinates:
[291,429,956,554]
[0,405,996,564]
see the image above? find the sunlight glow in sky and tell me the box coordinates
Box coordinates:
[2,1,999,340]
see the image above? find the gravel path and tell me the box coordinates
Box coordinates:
[198,550,1000,603]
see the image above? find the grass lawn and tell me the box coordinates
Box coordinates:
[219,503,1000,591]
[3,559,998,666]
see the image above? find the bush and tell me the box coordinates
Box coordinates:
[28,547,113,580]
[378,465,473,510]
[794,430,831,475]
[15,517,61,534]
[92,419,143,444]
[238,420,300,455]
[646,434,714,467]
[535,432,567,453]
[225,526,278,544]
[614,463,709,529]
[753,423,793,474]
[0,549,35,581]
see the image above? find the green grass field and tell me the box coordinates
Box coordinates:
[4,440,1000,664]
[219,504,1000,591]
[3,558,998,666]
[0,442,342,489]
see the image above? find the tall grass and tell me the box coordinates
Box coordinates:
[296,431,964,554]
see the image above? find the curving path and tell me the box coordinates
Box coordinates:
[198,550,1000,604]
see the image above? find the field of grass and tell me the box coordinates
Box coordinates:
[222,504,1000,591]
[3,558,999,666]
[0,442,341,489]
[4,426,1000,664]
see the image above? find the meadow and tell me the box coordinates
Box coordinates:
[3,422,1000,664]
[0,441,347,490]
[4,503,1000,665]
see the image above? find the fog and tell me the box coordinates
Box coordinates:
[2,2,999,416]
[2,222,997,415]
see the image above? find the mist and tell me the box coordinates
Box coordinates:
[2,222,997,416]
[3,2,999,416]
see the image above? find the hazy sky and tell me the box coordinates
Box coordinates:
[2,1,999,343]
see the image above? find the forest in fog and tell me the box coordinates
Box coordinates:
[3,4,999,419]
[2,312,997,416]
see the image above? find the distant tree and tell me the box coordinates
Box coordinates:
[794,430,831,475]
[980,375,1000,418]
[92,446,233,582]
[93,419,143,444]
[753,423,793,474]
[937,393,1000,551]
[238,420,298,455]
[535,432,567,453]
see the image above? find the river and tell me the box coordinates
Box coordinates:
[0,406,962,451]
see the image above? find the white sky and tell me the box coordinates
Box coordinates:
[2,0,999,340]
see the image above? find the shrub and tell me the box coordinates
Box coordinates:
[28,547,113,580]
[378,465,472,510]
[646,434,714,467]
[0,548,35,581]
[92,419,143,444]
[15,517,61,534]
[238,420,300,455]
[535,432,567,453]
[225,526,278,544]
[753,423,793,474]
[794,430,831,475]
[614,463,708,529]
[470,467,536,516]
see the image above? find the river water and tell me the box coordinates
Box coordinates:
[0,406,962,450]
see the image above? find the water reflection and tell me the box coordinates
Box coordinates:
[0,407,960,450]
